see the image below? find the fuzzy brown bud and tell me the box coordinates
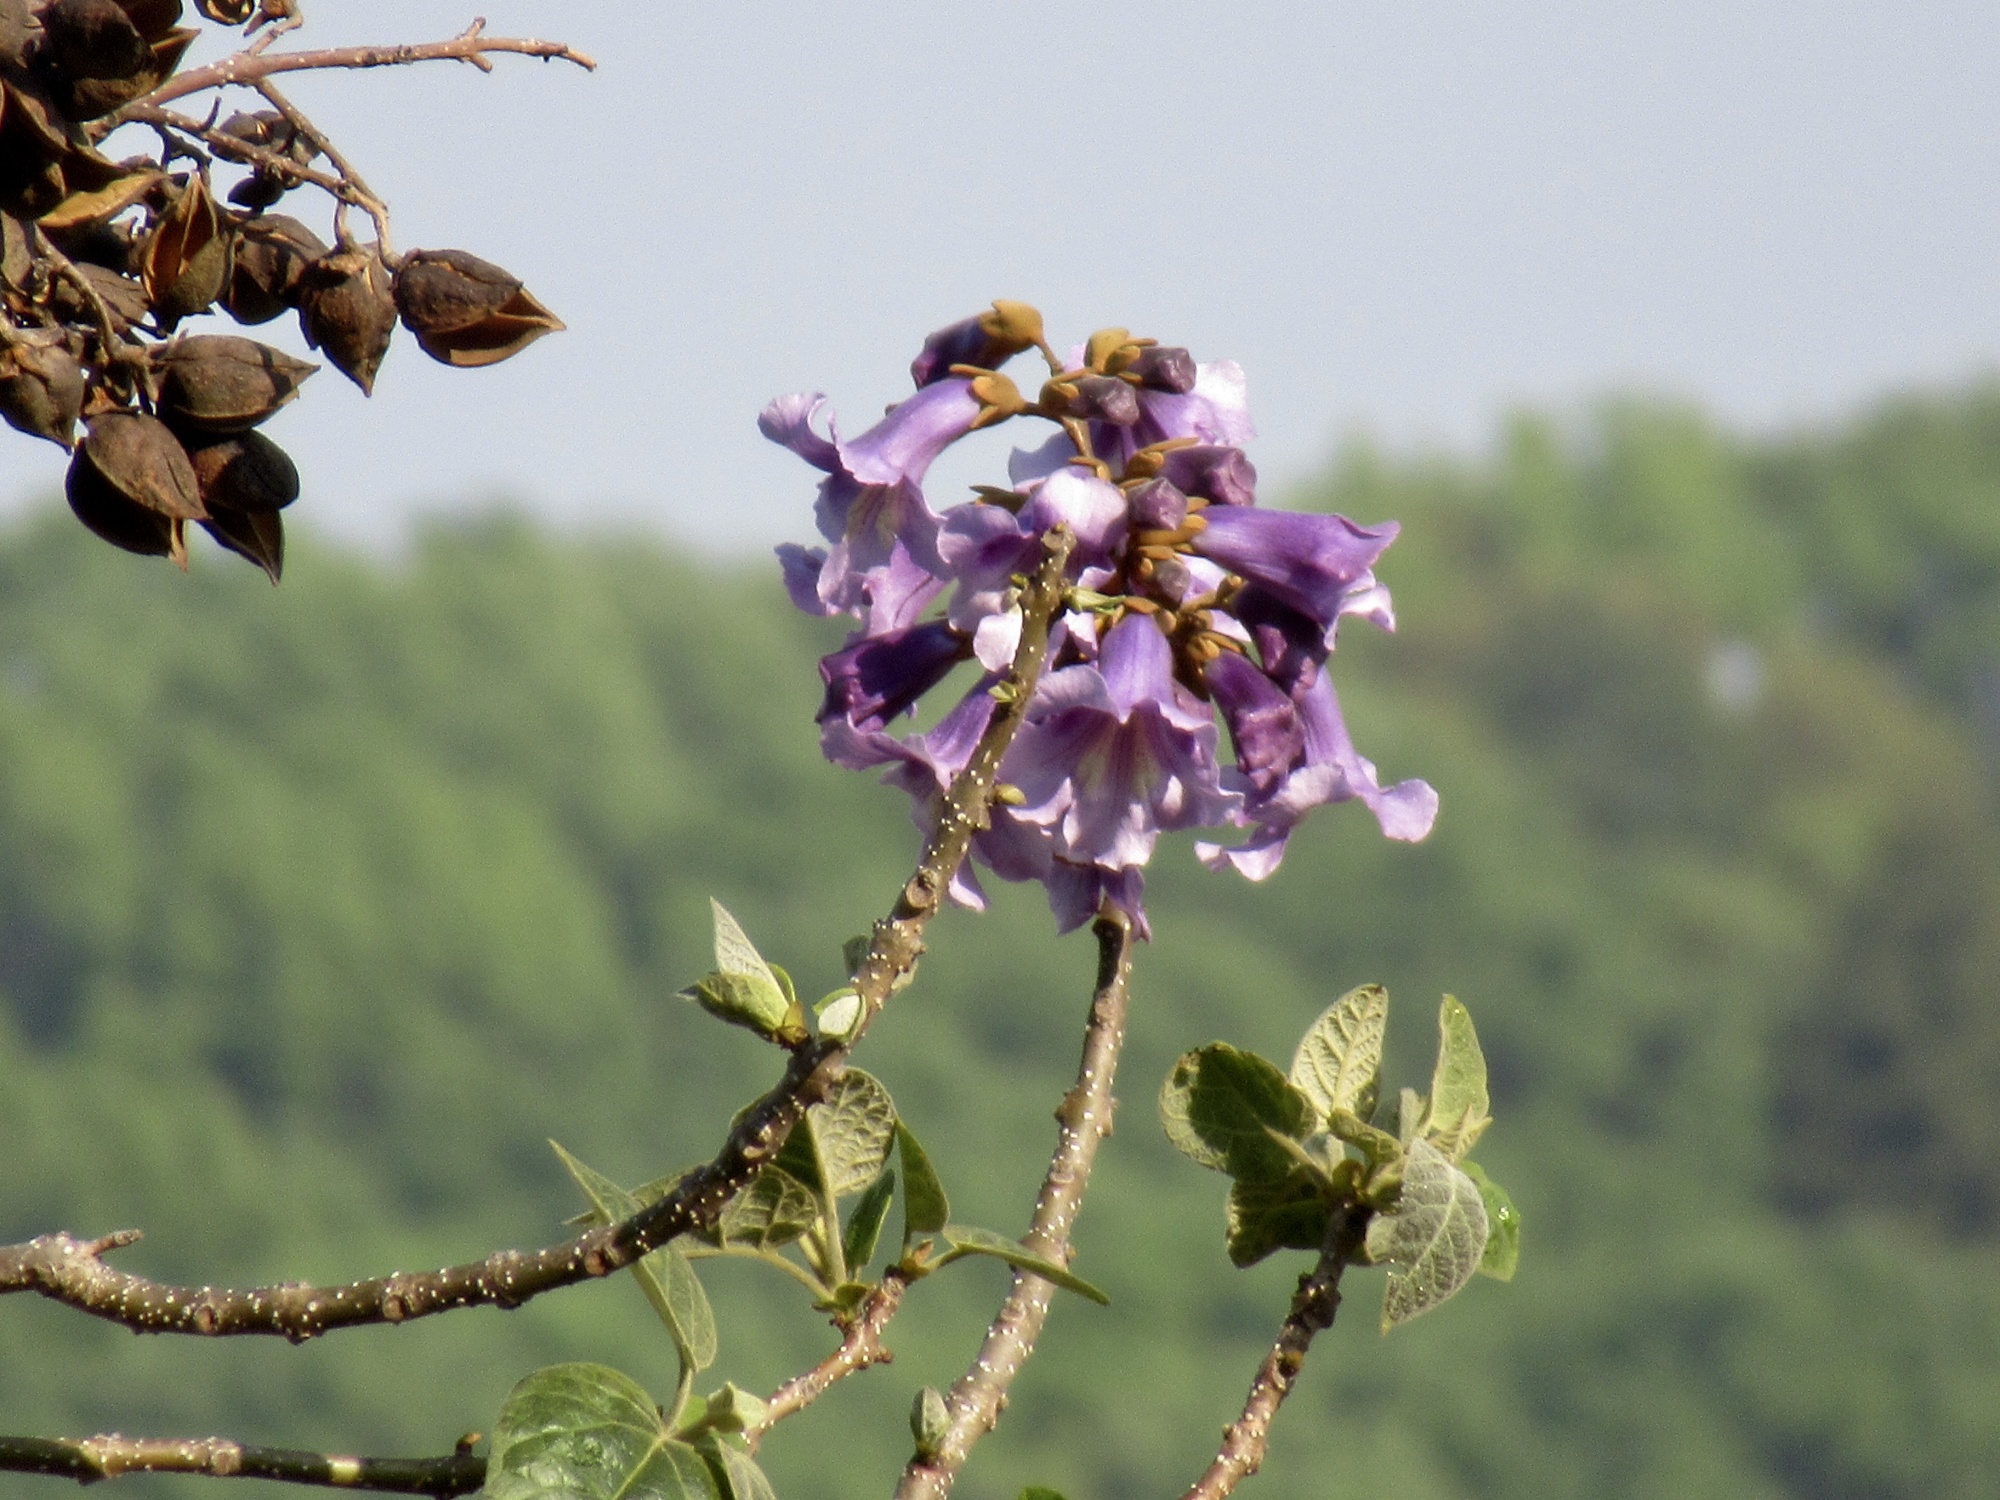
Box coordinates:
[0,337,86,448]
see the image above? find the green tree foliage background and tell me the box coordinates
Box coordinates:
[4,386,2000,1500]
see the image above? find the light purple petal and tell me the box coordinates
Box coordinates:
[1195,509,1399,627]
[839,379,982,486]
[758,393,840,472]
[1009,431,1076,487]
[776,544,830,616]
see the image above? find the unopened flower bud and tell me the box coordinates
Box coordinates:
[1162,444,1258,507]
[392,248,563,368]
[1126,477,1189,532]
[154,334,317,434]
[300,246,396,393]
[964,369,1026,429]
[911,299,1045,387]
[1044,373,1139,426]
[0,338,86,448]
[910,1387,950,1460]
[1123,344,1197,393]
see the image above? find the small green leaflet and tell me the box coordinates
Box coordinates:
[1424,995,1492,1161]
[692,1433,779,1500]
[1364,1138,1489,1331]
[1159,1044,1314,1182]
[842,1166,895,1272]
[709,899,773,982]
[550,1142,717,1373]
[484,1363,722,1500]
[936,1225,1110,1305]
[715,1166,818,1252]
[807,1070,900,1199]
[1289,984,1388,1125]
[678,901,804,1043]
[896,1122,950,1244]
[1463,1161,1521,1281]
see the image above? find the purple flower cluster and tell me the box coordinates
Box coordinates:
[763,302,1436,935]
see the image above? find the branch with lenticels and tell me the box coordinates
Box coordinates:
[0,531,1075,1343]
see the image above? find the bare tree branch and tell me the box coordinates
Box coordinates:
[744,1272,909,1452]
[0,530,1077,1342]
[0,1432,483,1496]
[894,905,1137,1500]
[1178,1202,1372,1500]
[119,19,596,116]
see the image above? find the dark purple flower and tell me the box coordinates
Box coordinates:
[819,620,968,729]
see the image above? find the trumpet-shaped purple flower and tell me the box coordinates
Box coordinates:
[769,307,1436,931]
[762,379,982,634]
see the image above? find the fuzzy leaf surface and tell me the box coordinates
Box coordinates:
[1425,995,1492,1159]
[1290,984,1388,1124]
[1365,1138,1489,1331]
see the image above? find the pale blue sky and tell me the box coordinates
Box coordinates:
[10,2,2000,554]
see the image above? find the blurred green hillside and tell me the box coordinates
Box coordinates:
[5,386,2000,1500]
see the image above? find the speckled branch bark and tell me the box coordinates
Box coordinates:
[1178,1201,1371,1500]
[745,1272,910,1452]
[0,1433,484,1496]
[893,905,1137,1500]
[0,531,1076,1343]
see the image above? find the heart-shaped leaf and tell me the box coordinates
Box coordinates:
[1364,1138,1489,1331]
[1289,984,1387,1125]
[484,1364,721,1500]
[1160,1043,1313,1181]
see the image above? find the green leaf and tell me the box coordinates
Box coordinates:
[693,1433,780,1500]
[937,1225,1110,1306]
[550,1143,716,1371]
[896,1123,950,1242]
[715,1166,819,1252]
[710,899,774,983]
[805,1069,899,1199]
[1159,1044,1314,1182]
[1289,984,1388,1125]
[1364,1138,1490,1331]
[1424,995,1492,1160]
[1225,1170,1331,1268]
[842,1166,895,1272]
[484,1363,722,1500]
[1397,1086,1426,1145]
[1464,1161,1521,1282]
[910,1387,949,1460]
[815,986,863,1042]
[680,971,798,1044]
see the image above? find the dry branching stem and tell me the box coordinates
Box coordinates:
[745,1272,911,1452]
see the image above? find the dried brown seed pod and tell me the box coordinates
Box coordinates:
[39,0,151,82]
[61,26,197,119]
[0,85,71,217]
[67,408,202,561]
[154,333,316,433]
[392,248,564,368]
[121,0,187,43]
[193,0,254,23]
[223,212,324,324]
[140,174,230,325]
[199,500,282,581]
[0,337,86,448]
[0,212,32,290]
[1,0,37,70]
[299,245,395,394]
[50,261,151,332]
[187,428,299,511]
